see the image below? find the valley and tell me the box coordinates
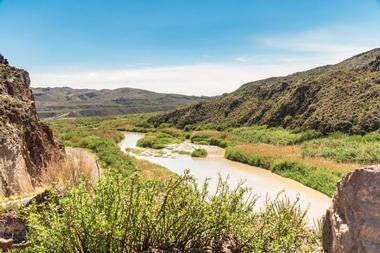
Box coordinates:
[2,1,380,251]
[2,49,380,252]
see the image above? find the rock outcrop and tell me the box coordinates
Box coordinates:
[0,54,64,197]
[322,166,380,253]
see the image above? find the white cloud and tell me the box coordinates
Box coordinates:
[257,25,380,63]
[234,56,249,63]
[31,61,326,96]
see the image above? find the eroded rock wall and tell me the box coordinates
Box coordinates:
[322,166,380,253]
[0,55,64,197]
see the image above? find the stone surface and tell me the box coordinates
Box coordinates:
[213,236,241,253]
[0,55,64,197]
[0,212,26,243]
[144,236,241,253]
[322,166,380,253]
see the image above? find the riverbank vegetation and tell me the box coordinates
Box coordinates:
[136,131,184,149]
[302,132,380,164]
[129,119,377,196]
[47,114,167,177]
[228,126,321,145]
[191,148,208,157]
[48,114,378,197]
[190,130,228,148]
[224,145,345,196]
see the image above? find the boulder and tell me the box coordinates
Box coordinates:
[322,166,380,253]
[0,212,26,244]
[213,236,241,253]
[0,54,8,65]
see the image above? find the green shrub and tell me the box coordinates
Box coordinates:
[225,147,271,169]
[270,161,340,196]
[21,172,318,253]
[191,148,208,157]
[183,124,196,131]
[302,132,380,163]
[191,131,228,148]
[209,137,228,148]
[191,136,209,145]
[229,126,320,146]
[137,132,184,149]
[224,147,339,196]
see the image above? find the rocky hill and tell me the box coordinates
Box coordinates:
[0,55,64,197]
[32,87,208,118]
[150,49,380,134]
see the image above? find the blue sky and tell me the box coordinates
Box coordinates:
[0,0,379,95]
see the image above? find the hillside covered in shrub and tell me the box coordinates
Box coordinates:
[150,49,380,134]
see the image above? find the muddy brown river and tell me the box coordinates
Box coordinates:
[120,132,331,224]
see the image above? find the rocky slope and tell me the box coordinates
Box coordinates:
[322,165,380,253]
[150,49,380,134]
[0,55,64,197]
[32,87,208,118]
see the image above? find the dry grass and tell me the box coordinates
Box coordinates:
[42,151,95,188]
[235,143,359,173]
[0,152,96,204]
[129,157,173,181]
[160,127,184,137]
[192,130,227,139]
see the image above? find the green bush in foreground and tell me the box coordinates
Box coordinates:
[21,172,319,253]
[191,148,208,157]
[225,147,340,196]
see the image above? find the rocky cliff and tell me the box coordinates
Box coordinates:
[322,166,380,253]
[150,49,380,134]
[0,55,64,197]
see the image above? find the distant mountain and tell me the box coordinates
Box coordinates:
[150,49,380,134]
[32,87,208,118]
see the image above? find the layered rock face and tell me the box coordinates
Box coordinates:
[322,166,380,253]
[0,55,64,197]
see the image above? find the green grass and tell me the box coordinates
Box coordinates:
[191,148,208,158]
[302,132,380,164]
[228,126,321,145]
[225,146,340,196]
